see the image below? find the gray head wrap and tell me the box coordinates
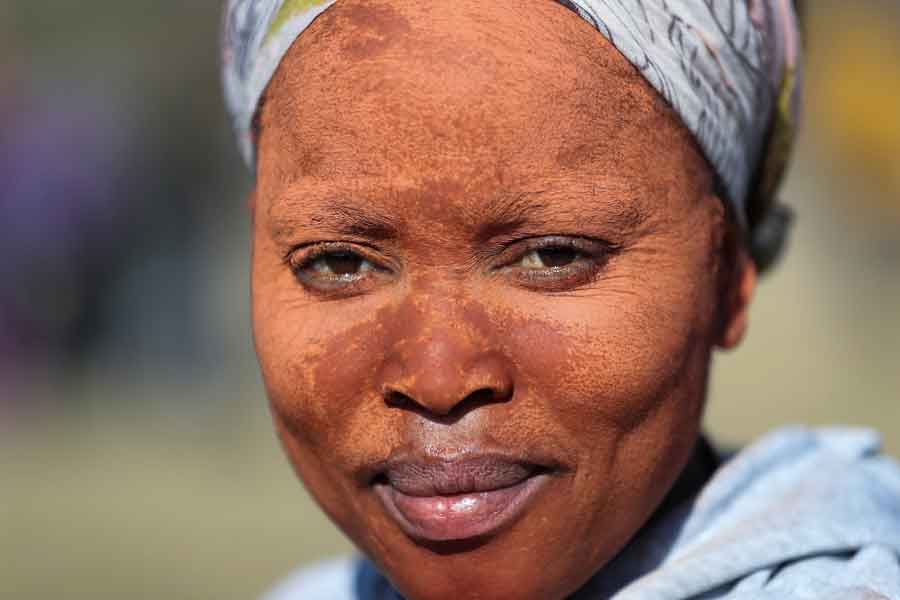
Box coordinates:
[222,0,802,267]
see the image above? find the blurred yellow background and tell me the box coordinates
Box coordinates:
[1,1,898,598]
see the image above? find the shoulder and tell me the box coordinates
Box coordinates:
[725,544,900,599]
[710,427,900,598]
[688,425,900,533]
[619,426,900,599]
[260,556,357,600]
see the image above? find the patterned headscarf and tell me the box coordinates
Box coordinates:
[222,0,802,268]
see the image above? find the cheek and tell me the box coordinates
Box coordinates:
[250,235,401,476]
[484,257,715,569]
[499,265,714,438]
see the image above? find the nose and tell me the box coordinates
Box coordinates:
[379,310,514,419]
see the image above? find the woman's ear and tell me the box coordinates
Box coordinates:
[717,246,757,350]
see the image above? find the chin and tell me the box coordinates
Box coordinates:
[381,545,586,600]
[338,481,620,600]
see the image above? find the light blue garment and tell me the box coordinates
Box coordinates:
[263,426,900,599]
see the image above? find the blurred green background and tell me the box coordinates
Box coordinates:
[1,1,898,598]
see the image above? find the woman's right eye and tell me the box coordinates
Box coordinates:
[289,245,389,294]
[309,251,369,277]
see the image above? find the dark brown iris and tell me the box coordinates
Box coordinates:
[325,252,364,276]
[538,247,578,268]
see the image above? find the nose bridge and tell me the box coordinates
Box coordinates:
[380,289,512,417]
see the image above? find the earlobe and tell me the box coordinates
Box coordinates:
[718,250,757,350]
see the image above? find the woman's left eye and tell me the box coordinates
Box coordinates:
[499,237,616,290]
[518,246,581,269]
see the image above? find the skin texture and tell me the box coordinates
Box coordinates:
[250,1,756,598]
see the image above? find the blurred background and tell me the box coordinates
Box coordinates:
[1,1,898,598]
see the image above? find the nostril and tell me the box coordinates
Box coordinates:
[465,388,498,405]
[385,390,414,408]
[382,383,512,420]
[455,387,508,414]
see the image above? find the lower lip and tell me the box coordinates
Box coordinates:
[374,474,550,542]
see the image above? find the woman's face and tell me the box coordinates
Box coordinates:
[251,1,751,599]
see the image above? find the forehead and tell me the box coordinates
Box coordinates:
[256,0,706,216]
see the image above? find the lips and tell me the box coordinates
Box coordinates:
[371,454,553,542]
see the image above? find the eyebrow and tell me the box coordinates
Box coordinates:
[268,193,400,243]
[471,190,551,241]
[267,177,652,244]
[474,182,652,240]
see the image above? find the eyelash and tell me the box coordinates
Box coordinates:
[285,236,620,295]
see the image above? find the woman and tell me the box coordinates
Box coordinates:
[221,1,900,598]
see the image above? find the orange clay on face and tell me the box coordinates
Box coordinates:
[250,1,749,599]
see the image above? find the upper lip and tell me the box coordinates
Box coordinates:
[369,452,556,497]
